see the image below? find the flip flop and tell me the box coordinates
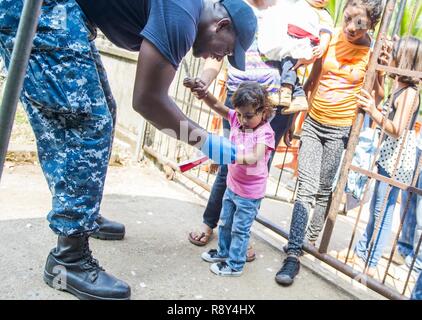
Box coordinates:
[246,246,256,262]
[188,231,213,246]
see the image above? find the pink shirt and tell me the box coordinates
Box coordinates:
[226,110,275,199]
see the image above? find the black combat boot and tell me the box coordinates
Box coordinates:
[44,235,131,300]
[91,215,125,240]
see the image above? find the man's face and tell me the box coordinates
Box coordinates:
[192,19,235,61]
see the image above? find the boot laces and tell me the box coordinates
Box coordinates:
[81,239,105,280]
[279,257,298,276]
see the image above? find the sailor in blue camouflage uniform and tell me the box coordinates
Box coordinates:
[0,0,256,300]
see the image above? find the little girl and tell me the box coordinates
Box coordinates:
[352,36,422,276]
[184,80,275,276]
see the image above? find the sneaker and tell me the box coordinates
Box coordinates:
[210,261,242,277]
[278,86,293,107]
[281,96,309,114]
[201,249,227,263]
[275,256,300,286]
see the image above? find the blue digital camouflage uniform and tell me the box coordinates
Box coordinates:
[0,0,117,236]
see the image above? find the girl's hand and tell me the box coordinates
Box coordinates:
[183,77,209,99]
[378,36,396,66]
[356,89,377,116]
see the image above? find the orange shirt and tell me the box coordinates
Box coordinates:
[309,28,371,127]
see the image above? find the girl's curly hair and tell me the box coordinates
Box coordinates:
[231,81,273,121]
[345,0,384,29]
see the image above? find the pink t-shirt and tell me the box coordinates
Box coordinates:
[226,109,275,199]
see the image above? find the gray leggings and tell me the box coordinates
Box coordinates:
[287,116,351,256]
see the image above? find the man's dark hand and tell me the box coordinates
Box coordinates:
[283,124,295,148]
[183,77,210,99]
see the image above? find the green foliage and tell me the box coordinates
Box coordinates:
[399,0,422,38]
[326,0,345,27]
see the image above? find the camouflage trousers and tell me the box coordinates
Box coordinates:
[0,0,117,236]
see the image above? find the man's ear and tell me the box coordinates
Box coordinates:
[216,18,232,32]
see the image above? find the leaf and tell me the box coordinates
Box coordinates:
[400,0,422,37]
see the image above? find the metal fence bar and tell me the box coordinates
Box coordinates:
[0,0,43,182]
[255,215,407,300]
[349,165,422,194]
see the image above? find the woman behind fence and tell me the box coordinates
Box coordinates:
[349,36,422,277]
[275,0,383,286]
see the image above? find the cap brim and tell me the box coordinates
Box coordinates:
[228,39,246,71]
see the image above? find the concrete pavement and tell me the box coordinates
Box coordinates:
[0,162,361,300]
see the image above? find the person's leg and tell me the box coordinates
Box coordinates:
[276,118,331,286]
[411,271,422,300]
[282,77,308,115]
[189,92,233,245]
[397,189,417,258]
[226,195,261,272]
[203,92,233,227]
[355,167,400,269]
[286,118,324,256]
[306,125,350,243]
[277,57,297,107]
[408,170,422,272]
[354,179,380,259]
[0,0,129,299]
[217,189,237,258]
[399,149,421,259]
[88,39,126,240]
[268,113,294,168]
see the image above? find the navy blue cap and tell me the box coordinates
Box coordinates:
[220,0,257,71]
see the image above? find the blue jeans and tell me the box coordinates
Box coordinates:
[202,91,294,229]
[412,271,422,300]
[217,188,262,271]
[355,165,401,268]
[398,149,422,272]
[0,0,115,236]
[280,57,305,97]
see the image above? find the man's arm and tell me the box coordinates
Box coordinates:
[188,58,224,99]
[201,58,224,87]
[132,39,207,146]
